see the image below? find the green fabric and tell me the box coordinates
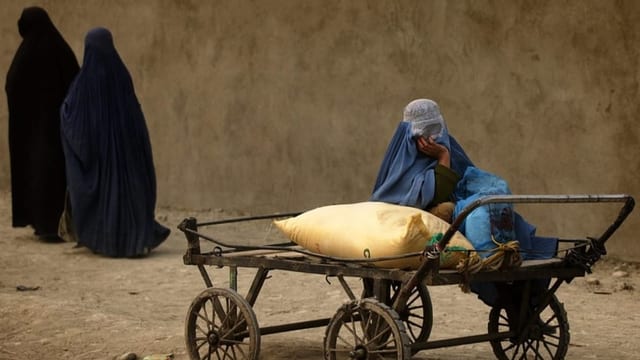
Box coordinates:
[430,164,461,206]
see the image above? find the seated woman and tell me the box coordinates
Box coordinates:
[370,99,557,317]
[370,98,556,259]
[370,99,473,222]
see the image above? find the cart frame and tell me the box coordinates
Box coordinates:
[180,194,634,359]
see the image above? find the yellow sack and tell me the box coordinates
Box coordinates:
[274,201,474,269]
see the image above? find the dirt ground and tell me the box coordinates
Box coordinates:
[0,190,638,360]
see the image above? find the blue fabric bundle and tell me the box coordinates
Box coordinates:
[454,167,516,258]
[60,27,169,257]
[453,167,557,260]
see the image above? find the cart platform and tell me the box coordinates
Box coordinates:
[179,194,634,359]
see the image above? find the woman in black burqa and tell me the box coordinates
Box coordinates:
[60,27,170,257]
[5,7,79,241]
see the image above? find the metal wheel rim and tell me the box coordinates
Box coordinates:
[389,281,433,344]
[185,287,260,360]
[488,294,570,360]
[324,298,411,360]
[362,279,433,346]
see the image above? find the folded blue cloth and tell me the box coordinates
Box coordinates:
[453,167,557,260]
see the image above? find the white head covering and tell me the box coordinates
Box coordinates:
[402,99,445,139]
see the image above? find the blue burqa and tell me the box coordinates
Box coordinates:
[60,27,169,257]
[370,121,473,208]
[370,120,556,260]
[370,119,557,307]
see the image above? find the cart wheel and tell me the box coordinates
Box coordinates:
[362,279,433,345]
[185,287,260,360]
[389,281,433,345]
[323,298,411,360]
[488,294,570,360]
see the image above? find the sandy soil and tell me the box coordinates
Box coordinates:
[0,190,638,360]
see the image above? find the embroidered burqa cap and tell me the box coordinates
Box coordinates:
[403,99,446,139]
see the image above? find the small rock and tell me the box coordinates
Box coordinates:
[142,354,173,360]
[16,285,40,291]
[612,270,629,278]
[613,264,626,272]
[115,352,137,360]
[614,282,634,292]
[585,277,600,285]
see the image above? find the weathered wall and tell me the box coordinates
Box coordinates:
[1,0,638,260]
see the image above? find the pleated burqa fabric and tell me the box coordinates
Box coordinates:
[60,27,170,257]
[5,7,79,239]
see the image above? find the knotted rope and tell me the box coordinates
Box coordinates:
[455,236,522,293]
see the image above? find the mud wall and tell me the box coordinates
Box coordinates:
[1,1,638,260]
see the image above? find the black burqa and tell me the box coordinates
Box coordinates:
[5,7,79,239]
[60,27,170,257]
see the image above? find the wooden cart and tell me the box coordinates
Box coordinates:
[179,194,634,359]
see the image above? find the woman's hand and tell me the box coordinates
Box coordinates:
[416,136,450,167]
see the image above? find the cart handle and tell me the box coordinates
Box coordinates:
[193,212,303,227]
[436,194,635,254]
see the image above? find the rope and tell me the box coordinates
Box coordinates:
[454,236,522,293]
[481,237,523,271]
[455,251,483,293]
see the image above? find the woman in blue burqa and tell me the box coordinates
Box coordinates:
[60,27,170,257]
[370,99,557,317]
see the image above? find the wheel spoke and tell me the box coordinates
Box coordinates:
[197,307,213,328]
[211,296,228,327]
[501,340,517,353]
[521,338,534,359]
[406,318,423,328]
[343,320,361,345]
[335,333,353,347]
[201,300,211,327]
[534,338,543,360]
[541,331,560,342]
[540,336,559,349]
[212,346,221,360]
[196,323,209,337]
[220,316,247,338]
[220,344,233,359]
[195,337,208,351]
[541,338,556,359]
[509,342,521,360]
[233,342,249,359]
[499,313,510,326]
[367,325,392,347]
[407,290,420,307]
[363,312,387,345]
[366,309,379,338]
